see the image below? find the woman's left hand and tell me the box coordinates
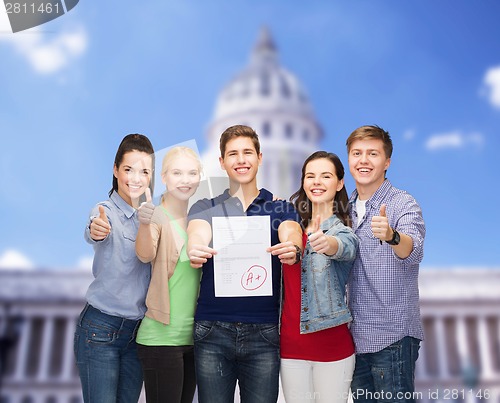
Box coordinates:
[308,215,330,254]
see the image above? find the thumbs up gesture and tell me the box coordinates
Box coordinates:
[138,188,155,225]
[308,215,329,254]
[371,204,391,242]
[90,205,111,241]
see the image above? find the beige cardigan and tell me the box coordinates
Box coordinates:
[136,206,185,325]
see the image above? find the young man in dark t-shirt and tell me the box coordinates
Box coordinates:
[187,125,302,403]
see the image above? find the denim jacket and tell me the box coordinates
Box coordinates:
[300,214,358,334]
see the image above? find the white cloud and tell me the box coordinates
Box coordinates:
[76,255,93,271]
[403,129,415,141]
[0,7,87,74]
[483,66,500,109]
[425,131,484,151]
[0,249,34,270]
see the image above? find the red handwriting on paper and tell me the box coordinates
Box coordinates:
[241,265,268,291]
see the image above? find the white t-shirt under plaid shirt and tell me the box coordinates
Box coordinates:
[347,180,426,354]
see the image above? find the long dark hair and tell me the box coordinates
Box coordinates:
[110,133,155,197]
[290,151,351,228]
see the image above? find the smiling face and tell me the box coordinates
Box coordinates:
[348,138,391,199]
[304,158,344,207]
[113,150,153,207]
[162,155,201,202]
[219,136,262,187]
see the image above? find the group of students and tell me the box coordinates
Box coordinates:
[73,124,425,403]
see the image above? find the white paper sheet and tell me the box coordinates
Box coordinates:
[212,216,272,297]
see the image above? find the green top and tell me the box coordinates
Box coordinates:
[136,206,201,346]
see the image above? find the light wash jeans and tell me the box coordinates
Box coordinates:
[193,320,280,403]
[351,337,420,403]
[73,303,143,403]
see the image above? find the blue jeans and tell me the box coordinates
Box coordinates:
[73,304,143,403]
[351,337,420,403]
[193,321,280,403]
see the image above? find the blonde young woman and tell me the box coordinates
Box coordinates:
[135,147,202,403]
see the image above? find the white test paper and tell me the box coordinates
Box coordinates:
[212,216,272,297]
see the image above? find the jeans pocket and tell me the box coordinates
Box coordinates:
[372,364,395,397]
[87,327,117,344]
[83,319,118,345]
[371,340,404,401]
[259,324,279,347]
[193,321,214,342]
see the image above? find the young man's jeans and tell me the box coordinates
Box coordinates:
[74,303,143,403]
[194,320,280,403]
[351,337,420,403]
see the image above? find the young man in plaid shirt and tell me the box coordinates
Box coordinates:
[346,125,426,403]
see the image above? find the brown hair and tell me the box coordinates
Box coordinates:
[346,125,393,158]
[219,125,260,157]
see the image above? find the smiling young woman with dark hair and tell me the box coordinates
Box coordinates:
[74,133,155,403]
[280,150,358,403]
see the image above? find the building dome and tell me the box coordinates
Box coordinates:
[202,27,323,198]
[213,27,316,123]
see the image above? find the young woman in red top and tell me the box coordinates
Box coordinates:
[280,151,358,403]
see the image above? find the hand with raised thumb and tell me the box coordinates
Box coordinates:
[308,215,329,254]
[90,205,111,241]
[371,203,391,242]
[379,204,387,217]
[310,215,320,233]
[99,205,108,222]
[138,188,155,225]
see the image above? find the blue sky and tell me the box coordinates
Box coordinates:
[0,1,499,270]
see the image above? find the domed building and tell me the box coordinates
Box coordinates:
[202,27,323,199]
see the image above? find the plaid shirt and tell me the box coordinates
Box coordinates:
[347,180,425,354]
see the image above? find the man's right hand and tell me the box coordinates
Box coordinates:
[188,245,217,269]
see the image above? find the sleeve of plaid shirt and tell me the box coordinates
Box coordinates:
[392,192,425,267]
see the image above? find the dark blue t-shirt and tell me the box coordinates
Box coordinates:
[188,188,300,323]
